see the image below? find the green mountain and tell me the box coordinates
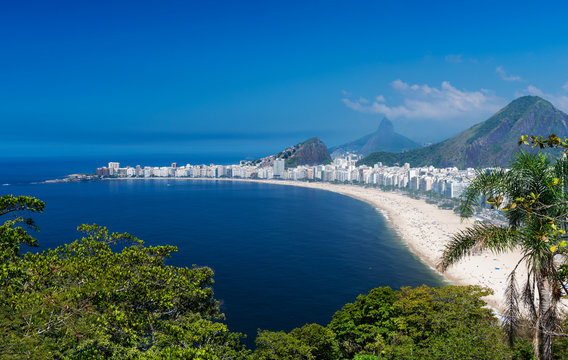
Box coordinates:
[330,118,421,157]
[357,96,568,169]
[249,137,332,168]
[279,137,332,167]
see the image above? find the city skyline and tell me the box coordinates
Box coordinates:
[89,154,473,199]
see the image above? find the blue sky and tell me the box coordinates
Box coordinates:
[2,0,568,159]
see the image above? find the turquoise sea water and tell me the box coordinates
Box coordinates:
[1,160,444,346]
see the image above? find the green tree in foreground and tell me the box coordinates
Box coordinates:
[329,287,396,358]
[329,285,510,359]
[0,195,46,357]
[251,330,314,360]
[251,323,340,360]
[255,285,511,359]
[439,141,568,360]
[0,195,248,359]
[289,323,341,360]
[388,286,510,359]
[0,195,45,288]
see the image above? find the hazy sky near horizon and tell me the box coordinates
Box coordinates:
[3,0,568,158]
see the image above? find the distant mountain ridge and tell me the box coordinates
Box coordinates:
[249,137,332,168]
[330,118,421,157]
[357,96,568,169]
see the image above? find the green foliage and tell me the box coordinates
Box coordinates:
[251,324,339,360]
[512,338,536,360]
[0,195,45,257]
[0,194,45,217]
[289,324,340,360]
[329,287,396,358]
[297,285,511,360]
[0,209,248,359]
[356,151,407,168]
[284,156,298,168]
[251,330,313,360]
[470,96,545,144]
[387,285,510,360]
[139,345,220,359]
[0,195,47,357]
[353,355,380,360]
[518,133,568,152]
[279,137,331,168]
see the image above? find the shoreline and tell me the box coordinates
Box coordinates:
[103,177,523,310]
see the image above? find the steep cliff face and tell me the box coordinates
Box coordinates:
[330,118,421,157]
[358,96,568,169]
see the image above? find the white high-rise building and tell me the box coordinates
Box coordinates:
[108,162,120,176]
[273,159,285,178]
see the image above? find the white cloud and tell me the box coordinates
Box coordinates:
[496,66,522,82]
[562,82,568,92]
[342,80,505,121]
[519,85,568,112]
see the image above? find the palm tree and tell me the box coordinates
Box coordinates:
[439,150,568,360]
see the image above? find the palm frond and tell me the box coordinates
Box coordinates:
[438,222,519,271]
[521,269,538,322]
[503,269,521,346]
[457,168,510,219]
[447,149,568,358]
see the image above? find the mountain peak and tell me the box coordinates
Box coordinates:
[377,118,394,135]
[330,118,420,157]
[283,137,331,167]
[496,96,553,118]
[508,95,550,108]
[300,137,323,145]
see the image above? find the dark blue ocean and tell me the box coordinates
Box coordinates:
[0,158,444,346]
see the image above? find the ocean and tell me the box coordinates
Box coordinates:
[0,158,444,346]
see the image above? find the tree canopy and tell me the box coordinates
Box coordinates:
[253,285,511,360]
[0,197,248,359]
